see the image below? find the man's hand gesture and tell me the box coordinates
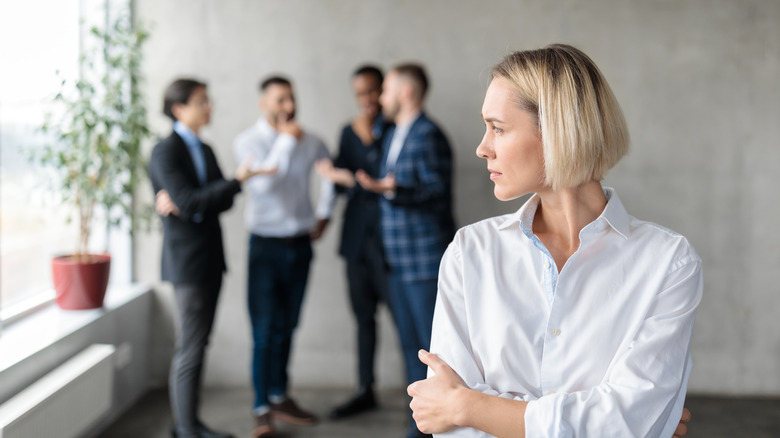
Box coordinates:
[315,158,356,188]
[236,155,278,183]
[355,170,396,195]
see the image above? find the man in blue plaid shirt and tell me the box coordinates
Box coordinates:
[356,63,455,438]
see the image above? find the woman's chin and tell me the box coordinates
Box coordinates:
[494,186,531,202]
[494,188,516,202]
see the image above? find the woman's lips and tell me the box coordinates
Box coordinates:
[488,169,502,180]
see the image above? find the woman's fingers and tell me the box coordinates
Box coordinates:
[418,349,446,373]
[673,407,692,437]
[407,382,418,397]
[673,422,687,437]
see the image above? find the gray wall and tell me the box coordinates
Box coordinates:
[134,0,780,395]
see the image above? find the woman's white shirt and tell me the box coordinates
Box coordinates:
[430,188,702,438]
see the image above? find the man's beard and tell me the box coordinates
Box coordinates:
[382,104,398,123]
[274,110,296,123]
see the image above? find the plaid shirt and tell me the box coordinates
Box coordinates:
[380,113,455,282]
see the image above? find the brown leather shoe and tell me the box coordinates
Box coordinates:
[251,413,275,438]
[270,398,318,426]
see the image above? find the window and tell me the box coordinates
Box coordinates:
[0,0,131,322]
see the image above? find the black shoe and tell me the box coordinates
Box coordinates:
[171,422,234,438]
[329,387,378,419]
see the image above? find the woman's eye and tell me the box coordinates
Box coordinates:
[492,126,503,134]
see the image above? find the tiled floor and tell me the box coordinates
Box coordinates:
[99,387,410,438]
[98,387,780,437]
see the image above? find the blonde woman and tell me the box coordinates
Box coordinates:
[408,45,700,437]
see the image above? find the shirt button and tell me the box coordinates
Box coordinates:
[551,328,561,337]
[544,261,551,270]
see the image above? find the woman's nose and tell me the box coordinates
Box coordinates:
[476,134,492,159]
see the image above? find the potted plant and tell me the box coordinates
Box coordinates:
[32,14,151,309]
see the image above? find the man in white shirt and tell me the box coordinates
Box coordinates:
[233,76,334,438]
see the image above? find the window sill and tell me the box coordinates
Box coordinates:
[0,283,151,374]
[0,291,56,327]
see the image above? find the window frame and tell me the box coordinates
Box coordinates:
[0,0,135,329]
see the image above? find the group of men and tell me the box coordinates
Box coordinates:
[149,63,455,438]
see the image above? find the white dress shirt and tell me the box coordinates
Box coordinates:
[233,118,335,237]
[384,112,418,171]
[430,188,702,438]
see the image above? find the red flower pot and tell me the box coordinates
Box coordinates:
[51,254,111,310]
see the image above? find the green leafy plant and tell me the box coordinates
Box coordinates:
[34,14,151,259]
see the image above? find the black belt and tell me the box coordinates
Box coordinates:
[253,233,310,245]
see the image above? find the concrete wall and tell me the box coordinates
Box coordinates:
[134,0,780,395]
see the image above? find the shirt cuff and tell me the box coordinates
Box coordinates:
[524,394,566,438]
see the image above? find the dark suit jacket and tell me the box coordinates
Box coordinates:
[333,122,388,261]
[148,131,242,285]
[379,112,455,282]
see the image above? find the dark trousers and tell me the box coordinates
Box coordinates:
[248,234,312,410]
[345,230,389,388]
[170,277,222,437]
[387,272,438,438]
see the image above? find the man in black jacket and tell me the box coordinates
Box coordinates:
[149,78,270,438]
[316,65,391,419]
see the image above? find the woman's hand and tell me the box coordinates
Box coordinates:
[673,408,691,437]
[355,170,396,194]
[407,349,470,434]
[315,158,356,188]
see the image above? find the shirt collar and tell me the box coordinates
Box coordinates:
[173,121,201,149]
[498,187,630,240]
[497,193,539,238]
[256,117,279,140]
[598,188,630,239]
[393,112,419,138]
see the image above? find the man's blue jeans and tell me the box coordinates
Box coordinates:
[388,273,438,385]
[247,234,312,410]
[388,272,437,438]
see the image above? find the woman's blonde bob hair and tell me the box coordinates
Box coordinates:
[491,44,629,191]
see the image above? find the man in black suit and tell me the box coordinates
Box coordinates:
[316,65,392,419]
[149,78,270,438]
